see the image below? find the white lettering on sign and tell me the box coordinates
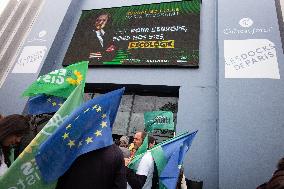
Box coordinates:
[12,46,47,73]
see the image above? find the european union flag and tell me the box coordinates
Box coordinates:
[35,88,125,183]
[27,94,66,115]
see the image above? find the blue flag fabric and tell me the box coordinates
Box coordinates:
[160,131,198,189]
[35,88,125,183]
[27,94,66,115]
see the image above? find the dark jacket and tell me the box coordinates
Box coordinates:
[56,144,127,189]
[257,170,284,189]
[266,170,284,189]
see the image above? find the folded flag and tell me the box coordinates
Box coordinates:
[153,131,198,189]
[0,84,85,189]
[28,94,66,115]
[35,88,125,183]
[22,61,88,98]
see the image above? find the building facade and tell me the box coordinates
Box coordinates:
[0,0,283,189]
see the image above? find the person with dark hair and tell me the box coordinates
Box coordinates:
[148,136,156,149]
[277,158,284,170]
[257,157,284,189]
[0,114,30,176]
[125,131,155,189]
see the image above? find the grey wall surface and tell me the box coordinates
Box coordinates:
[0,0,219,188]
[79,1,218,188]
[218,0,284,188]
[0,0,74,115]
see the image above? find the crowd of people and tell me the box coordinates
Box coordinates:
[0,114,187,189]
[0,113,283,189]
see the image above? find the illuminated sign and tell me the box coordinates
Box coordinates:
[63,0,200,67]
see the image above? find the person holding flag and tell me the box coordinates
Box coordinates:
[125,131,155,189]
[35,88,127,189]
[0,61,88,189]
[127,131,198,189]
[56,144,126,189]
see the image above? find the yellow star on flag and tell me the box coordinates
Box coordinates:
[78,141,83,147]
[101,114,107,118]
[86,137,93,144]
[95,130,102,136]
[96,106,102,112]
[62,133,69,140]
[52,102,57,106]
[100,121,107,128]
[67,140,75,148]
[92,105,98,110]
[47,98,52,102]
[66,124,72,130]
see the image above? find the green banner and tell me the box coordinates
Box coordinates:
[22,61,88,98]
[144,111,174,132]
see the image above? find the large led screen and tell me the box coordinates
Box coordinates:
[63,0,200,67]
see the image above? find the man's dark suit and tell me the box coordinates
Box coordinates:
[63,28,115,65]
[55,144,127,189]
[83,29,113,54]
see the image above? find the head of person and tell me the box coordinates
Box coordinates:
[95,12,111,31]
[133,131,146,150]
[119,136,129,148]
[0,114,30,147]
[277,157,284,170]
[148,136,156,149]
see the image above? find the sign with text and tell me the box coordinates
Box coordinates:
[224,39,280,79]
[144,111,174,132]
[12,46,47,73]
[63,0,200,67]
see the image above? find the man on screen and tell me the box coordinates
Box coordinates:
[86,12,116,61]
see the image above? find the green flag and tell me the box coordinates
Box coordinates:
[0,84,85,189]
[22,61,88,98]
[144,111,174,132]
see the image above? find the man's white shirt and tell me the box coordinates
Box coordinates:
[127,151,154,189]
[95,29,105,47]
